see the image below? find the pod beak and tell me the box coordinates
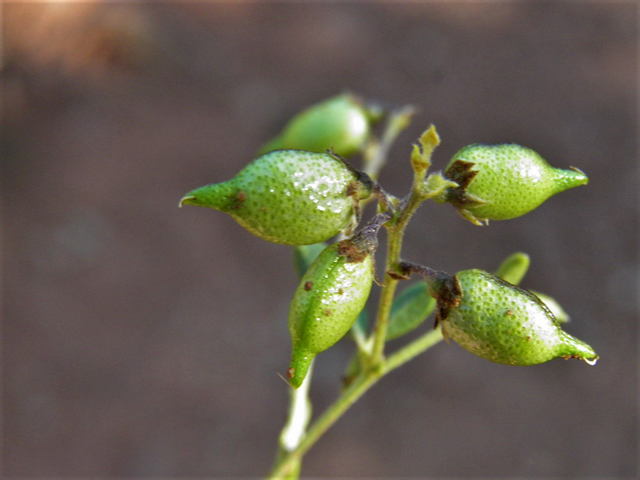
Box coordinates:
[178,195,197,208]
[568,166,589,186]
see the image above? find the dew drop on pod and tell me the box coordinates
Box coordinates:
[434,269,598,366]
[180,150,372,246]
[259,93,374,158]
[287,214,388,388]
[436,144,588,225]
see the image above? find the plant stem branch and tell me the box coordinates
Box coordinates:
[268,372,378,479]
[370,188,425,365]
[369,125,440,365]
[385,328,443,372]
[363,106,415,180]
[268,328,443,479]
[271,361,314,480]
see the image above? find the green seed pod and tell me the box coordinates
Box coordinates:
[287,213,388,388]
[288,242,373,388]
[438,269,597,366]
[180,150,372,246]
[438,144,588,225]
[259,94,372,157]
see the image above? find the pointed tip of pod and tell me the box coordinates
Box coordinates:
[178,182,238,211]
[558,330,598,365]
[178,195,196,208]
[288,351,316,389]
[584,356,599,366]
[553,167,589,193]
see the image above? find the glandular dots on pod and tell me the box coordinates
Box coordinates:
[439,144,588,225]
[438,269,597,366]
[180,150,372,246]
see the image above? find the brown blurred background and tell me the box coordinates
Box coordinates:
[2,2,637,477]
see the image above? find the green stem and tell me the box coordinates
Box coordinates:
[370,188,426,365]
[369,234,401,365]
[267,372,378,479]
[268,328,443,479]
[363,106,415,180]
[271,361,314,480]
[385,328,443,371]
[368,125,439,365]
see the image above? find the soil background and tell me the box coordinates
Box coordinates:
[3,2,638,477]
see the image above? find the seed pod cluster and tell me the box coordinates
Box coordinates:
[438,269,597,365]
[180,150,371,245]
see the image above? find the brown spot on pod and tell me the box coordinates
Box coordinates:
[287,367,295,378]
[324,309,332,316]
[304,281,313,291]
[230,190,247,210]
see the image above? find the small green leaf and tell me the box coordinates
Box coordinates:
[495,252,530,286]
[387,281,436,340]
[293,242,328,277]
[411,124,440,173]
[410,144,424,170]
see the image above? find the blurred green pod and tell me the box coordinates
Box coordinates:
[260,94,372,157]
